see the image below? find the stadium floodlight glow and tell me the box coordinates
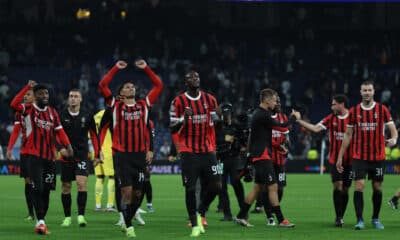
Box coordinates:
[121,10,127,19]
[76,8,91,20]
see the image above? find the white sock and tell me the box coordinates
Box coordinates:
[96,204,101,209]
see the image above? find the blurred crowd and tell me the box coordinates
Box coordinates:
[0,1,399,160]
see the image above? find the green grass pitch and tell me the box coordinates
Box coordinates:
[0,174,399,239]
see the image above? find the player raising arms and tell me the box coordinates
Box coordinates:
[98,59,163,238]
[10,80,73,235]
[6,88,35,221]
[337,81,398,230]
[295,94,352,227]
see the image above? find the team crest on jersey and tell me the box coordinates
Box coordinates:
[374,113,378,119]
[203,103,208,109]
[81,117,86,128]
[333,122,337,126]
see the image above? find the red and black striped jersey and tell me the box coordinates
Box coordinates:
[107,98,150,153]
[271,113,289,166]
[98,64,163,154]
[318,113,352,165]
[348,102,393,161]
[10,84,71,161]
[19,104,64,160]
[169,91,218,153]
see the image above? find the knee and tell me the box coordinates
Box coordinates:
[62,182,72,194]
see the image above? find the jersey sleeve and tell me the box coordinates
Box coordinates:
[318,114,332,130]
[382,105,394,125]
[347,107,355,128]
[169,97,183,125]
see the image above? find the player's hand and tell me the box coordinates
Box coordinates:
[386,138,398,147]
[116,60,128,69]
[135,59,147,69]
[291,109,301,120]
[28,80,37,88]
[184,107,193,122]
[93,158,103,167]
[336,158,344,173]
[6,150,12,160]
[146,151,154,164]
[167,155,176,162]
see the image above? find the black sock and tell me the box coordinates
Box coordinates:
[255,194,263,208]
[32,189,44,220]
[391,196,399,203]
[25,183,34,216]
[42,189,50,217]
[354,191,364,222]
[333,189,343,219]
[237,202,251,219]
[272,206,284,223]
[232,180,245,209]
[263,192,273,219]
[77,191,87,215]
[122,203,133,228]
[144,181,153,203]
[372,190,382,219]
[115,183,122,212]
[61,193,72,217]
[278,188,283,202]
[198,184,220,217]
[186,188,198,227]
[342,191,349,216]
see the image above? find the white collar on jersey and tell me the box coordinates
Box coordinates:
[271,113,277,118]
[68,109,79,116]
[360,101,376,111]
[184,91,201,101]
[337,110,349,119]
[33,103,47,111]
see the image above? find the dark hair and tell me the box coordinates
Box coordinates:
[117,80,135,95]
[259,88,277,103]
[33,84,48,93]
[333,94,348,107]
[361,80,374,87]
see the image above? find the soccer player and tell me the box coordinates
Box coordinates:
[98,59,163,238]
[337,81,398,230]
[59,89,101,227]
[262,95,290,226]
[169,70,221,237]
[295,94,352,227]
[94,108,116,212]
[235,89,296,228]
[6,88,35,221]
[215,102,245,221]
[10,81,74,235]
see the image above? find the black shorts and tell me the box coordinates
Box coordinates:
[114,152,146,188]
[353,160,384,182]
[274,165,286,188]
[61,159,89,182]
[20,154,31,178]
[329,163,353,187]
[254,160,276,185]
[181,152,221,189]
[29,156,56,191]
